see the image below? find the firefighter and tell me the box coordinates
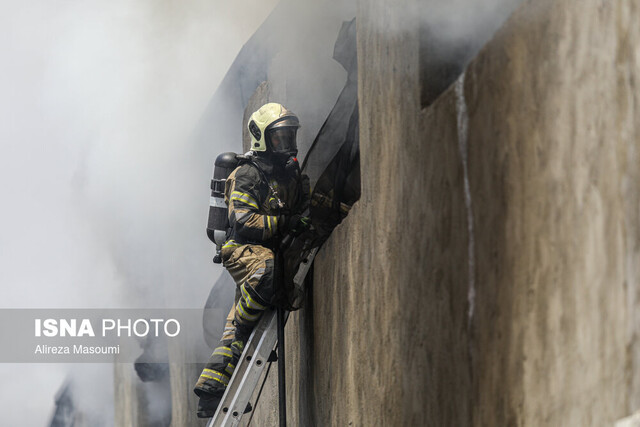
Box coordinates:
[194,103,310,418]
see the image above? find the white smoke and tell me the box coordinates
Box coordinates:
[0,0,278,425]
[417,0,523,42]
[395,0,524,51]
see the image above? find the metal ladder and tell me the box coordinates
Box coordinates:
[207,247,319,427]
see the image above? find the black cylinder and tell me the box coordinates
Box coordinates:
[206,152,239,244]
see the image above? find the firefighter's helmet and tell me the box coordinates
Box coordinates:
[247,103,300,156]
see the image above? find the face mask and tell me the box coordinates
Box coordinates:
[267,127,298,156]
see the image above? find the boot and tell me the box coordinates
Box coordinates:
[196,390,223,418]
[196,390,253,418]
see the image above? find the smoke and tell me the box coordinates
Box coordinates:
[415,0,524,43]
[67,365,116,426]
[404,0,525,106]
[0,0,277,425]
[194,0,357,170]
[260,0,357,160]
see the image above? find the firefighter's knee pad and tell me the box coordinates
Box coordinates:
[253,258,275,304]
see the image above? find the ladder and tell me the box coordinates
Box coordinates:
[207,247,319,427]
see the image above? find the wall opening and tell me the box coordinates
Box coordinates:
[419,25,472,108]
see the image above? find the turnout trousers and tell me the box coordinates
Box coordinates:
[194,243,276,397]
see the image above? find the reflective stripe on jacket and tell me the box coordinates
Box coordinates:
[224,161,302,246]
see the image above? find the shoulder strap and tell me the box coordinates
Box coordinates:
[247,160,286,210]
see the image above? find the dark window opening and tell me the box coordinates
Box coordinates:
[419,25,473,108]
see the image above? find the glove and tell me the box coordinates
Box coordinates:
[279,214,311,236]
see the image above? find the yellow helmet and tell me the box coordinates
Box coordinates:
[247,103,300,156]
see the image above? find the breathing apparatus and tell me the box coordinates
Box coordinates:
[206,150,294,263]
[207,152,241,263]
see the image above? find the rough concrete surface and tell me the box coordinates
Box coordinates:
[465,0,640,424]
[113,362,144,426]
[253,0,640,425]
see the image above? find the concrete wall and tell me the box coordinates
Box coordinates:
[316,0,637,425]
[113,362,144,427]
[465,0,640,424]
[251,0,640,425]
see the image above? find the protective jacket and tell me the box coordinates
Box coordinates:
[222,156,306,253]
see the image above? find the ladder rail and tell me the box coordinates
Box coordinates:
[207,309,280,427]
[207,245,318,427]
